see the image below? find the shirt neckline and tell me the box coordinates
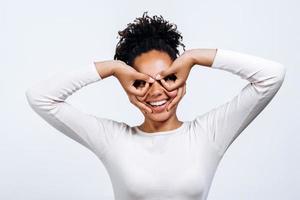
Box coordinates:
[133,121,187,136]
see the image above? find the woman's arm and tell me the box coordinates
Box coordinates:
[191,49,286,156]
[185,48,218,67]
[25,61,124,158]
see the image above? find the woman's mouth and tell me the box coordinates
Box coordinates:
[146,98,171,113]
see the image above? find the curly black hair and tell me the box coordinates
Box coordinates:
[113,11,186,67]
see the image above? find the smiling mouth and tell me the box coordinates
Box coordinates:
[145,98,171,113]
[146,98,170,107]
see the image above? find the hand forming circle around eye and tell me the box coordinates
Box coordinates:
[113,62,155,114]
[154,51,195,91]
[133,74,177,90]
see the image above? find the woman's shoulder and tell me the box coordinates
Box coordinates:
[93,116,130,129]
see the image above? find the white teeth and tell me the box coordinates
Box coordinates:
[149,100,167,106]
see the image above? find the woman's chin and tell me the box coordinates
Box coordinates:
[145,106,176,122]
[142,98,178,121]
[147,112,171,122]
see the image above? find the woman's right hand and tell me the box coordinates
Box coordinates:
[112,61,155,114]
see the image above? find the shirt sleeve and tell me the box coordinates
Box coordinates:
[25,63,123,158]
[195,49,286,156]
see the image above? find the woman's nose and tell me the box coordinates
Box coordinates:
[136,80,165,102]
[147,80,165,97]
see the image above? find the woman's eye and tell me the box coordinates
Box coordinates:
[164,74,177,82]
[133,80,146,88]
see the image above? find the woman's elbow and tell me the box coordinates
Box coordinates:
[274,63,287,82]
[269,62,286,83]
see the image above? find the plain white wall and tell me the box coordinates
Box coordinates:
[1,0,299,199]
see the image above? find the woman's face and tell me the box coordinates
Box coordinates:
[132,50,181,122]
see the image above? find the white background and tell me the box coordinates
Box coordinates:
[1,0,299,199]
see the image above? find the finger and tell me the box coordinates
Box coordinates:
[160,78,185,92]
[128,82,150,96]
[127,92,151,113]
[131,95,152,114]
[167,87,182,111]
[167,86,184,111]
[136,81,151,96]
[136,90,148,102]
[155,67,176,80]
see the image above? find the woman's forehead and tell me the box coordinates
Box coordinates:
[133,50,173,78]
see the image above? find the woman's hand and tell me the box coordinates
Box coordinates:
[113,61,155,114]
[151,51,194,110]
[166,82,186,111]
[154,50,195,91]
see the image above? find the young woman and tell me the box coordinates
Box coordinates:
[25,12,286,200]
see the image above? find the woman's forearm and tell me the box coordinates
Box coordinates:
[94,60,124,79]
[184,48,218,67]
[187,48,285,85]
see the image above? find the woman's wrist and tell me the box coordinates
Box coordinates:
[184,48,217,67]
[94,60,124,79]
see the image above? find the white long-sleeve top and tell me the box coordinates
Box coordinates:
[25,49,286,200]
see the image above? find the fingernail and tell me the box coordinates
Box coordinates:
[149,77,155,83]
[155,74,161,80]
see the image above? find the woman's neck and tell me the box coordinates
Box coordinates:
[138,114,183,133]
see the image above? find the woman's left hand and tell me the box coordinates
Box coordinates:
[153,51,194,110]
[166,82,186,111]
[154,50,195,91]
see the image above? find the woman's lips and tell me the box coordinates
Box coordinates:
[146,99,171,113]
